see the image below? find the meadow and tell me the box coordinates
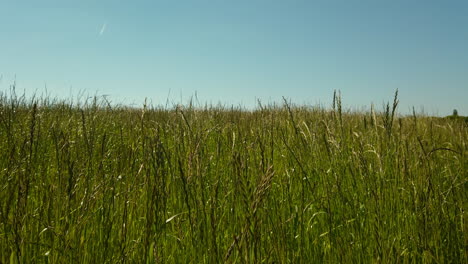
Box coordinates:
[0,90,466,263]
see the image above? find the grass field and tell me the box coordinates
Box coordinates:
[0,90,466,263]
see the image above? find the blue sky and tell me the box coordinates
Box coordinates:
[1,0,467,115]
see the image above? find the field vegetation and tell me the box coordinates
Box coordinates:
[0,90,466,263]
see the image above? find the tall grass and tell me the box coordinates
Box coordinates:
[0,89,466,263]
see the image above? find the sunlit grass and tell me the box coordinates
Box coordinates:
[0,90,466,263]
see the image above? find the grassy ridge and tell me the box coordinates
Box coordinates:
[0,92,466,263]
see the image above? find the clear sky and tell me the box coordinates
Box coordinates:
[1,0,467,115]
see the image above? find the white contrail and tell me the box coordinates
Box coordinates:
[99,22,107,36]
